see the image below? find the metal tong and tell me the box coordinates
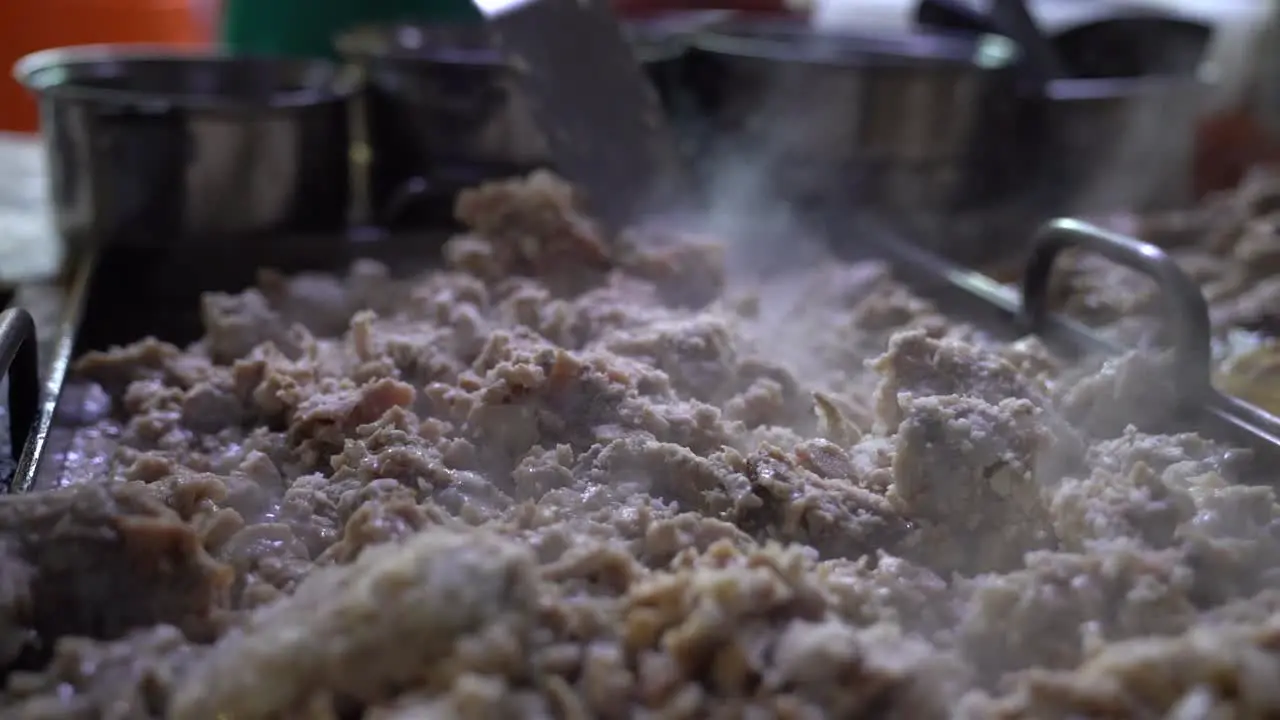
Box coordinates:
[2,251,95,494]
[0,307,39,491]
[1019,218,1280,457]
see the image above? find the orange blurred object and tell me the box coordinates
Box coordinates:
[0,0,209,134]
[1193,108,1280,200]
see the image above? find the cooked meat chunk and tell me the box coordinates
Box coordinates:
[0,482,230,671]
[2,626,205,720]
[170,529,539,718]
[891,394,1056,574]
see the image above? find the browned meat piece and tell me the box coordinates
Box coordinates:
[73,338,185,400]
[733,443,912,560]
[890,394,1057,575]
[0,483,230,673]
[619,234,727,309]
[1211,275,1280,330]
[200,289,293,364]
[1055,351,1182,438]
[954,542,1198,687]
[870,330,1048,432]
[168,528,540,718]
[256,269,362,338]
[1135,206,1219,248]
[963,620,1280,718]
[1,626,203,719]
[595,315,739,403]
[0,541,33,669]
[448,170,613,294]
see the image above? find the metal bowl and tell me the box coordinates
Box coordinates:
[336,20,702,226]
[687,19,1027,263]
[14,45,358,253]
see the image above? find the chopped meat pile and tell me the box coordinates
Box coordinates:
[6,170,1280,718]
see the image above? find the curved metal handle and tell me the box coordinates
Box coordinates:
[1019,217,1213,405]
[0,308,39,470]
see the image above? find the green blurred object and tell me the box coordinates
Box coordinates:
[220,0,482,58]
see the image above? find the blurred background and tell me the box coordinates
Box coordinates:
[3,0,1280,270]
[0,0,1268,134]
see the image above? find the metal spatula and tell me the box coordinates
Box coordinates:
[471,0,686,235]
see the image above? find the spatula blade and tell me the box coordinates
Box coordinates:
[472,0,686,234]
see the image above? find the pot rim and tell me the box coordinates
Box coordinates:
[335,21,687,67]
[14,44,360,113]
[691,20,1020,71]
[1046,73,1208,102]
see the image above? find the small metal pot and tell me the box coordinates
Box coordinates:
[1052,17,1211,79]
[1036,16,1211,217]
[1039,74,1207,216]
[687,19,1027,262]
[14,45,358,254]
[336,21,697,227]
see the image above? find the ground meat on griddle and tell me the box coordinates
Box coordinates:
[169,528,541,718]
[869,329,1048,433]
[0,482,230,670]
[618,233,727,310]
[890,394,1057,575]
[3,625,204,720]
[958,618,1280,718]
[448,170,613,296]
[11,171,1280,718]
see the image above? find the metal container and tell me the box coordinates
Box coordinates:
[336,19,702,226]
[687,19,1027,264]
[1052,16,1212,80]
[14,45,358,253]
[1040,75,1207,217]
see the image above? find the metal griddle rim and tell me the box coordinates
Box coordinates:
[8,250,95,494]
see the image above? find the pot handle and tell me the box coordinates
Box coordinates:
[1019,217,1213,407]
[0,308,39,489]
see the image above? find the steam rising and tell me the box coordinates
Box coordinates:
[643,8,1270,573]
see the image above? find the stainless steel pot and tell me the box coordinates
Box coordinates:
[1052,17,1211,79]
[336,20,701,227]
[14,45,359,253]
[687,19,1028,263]
[1040,75,1207,217]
